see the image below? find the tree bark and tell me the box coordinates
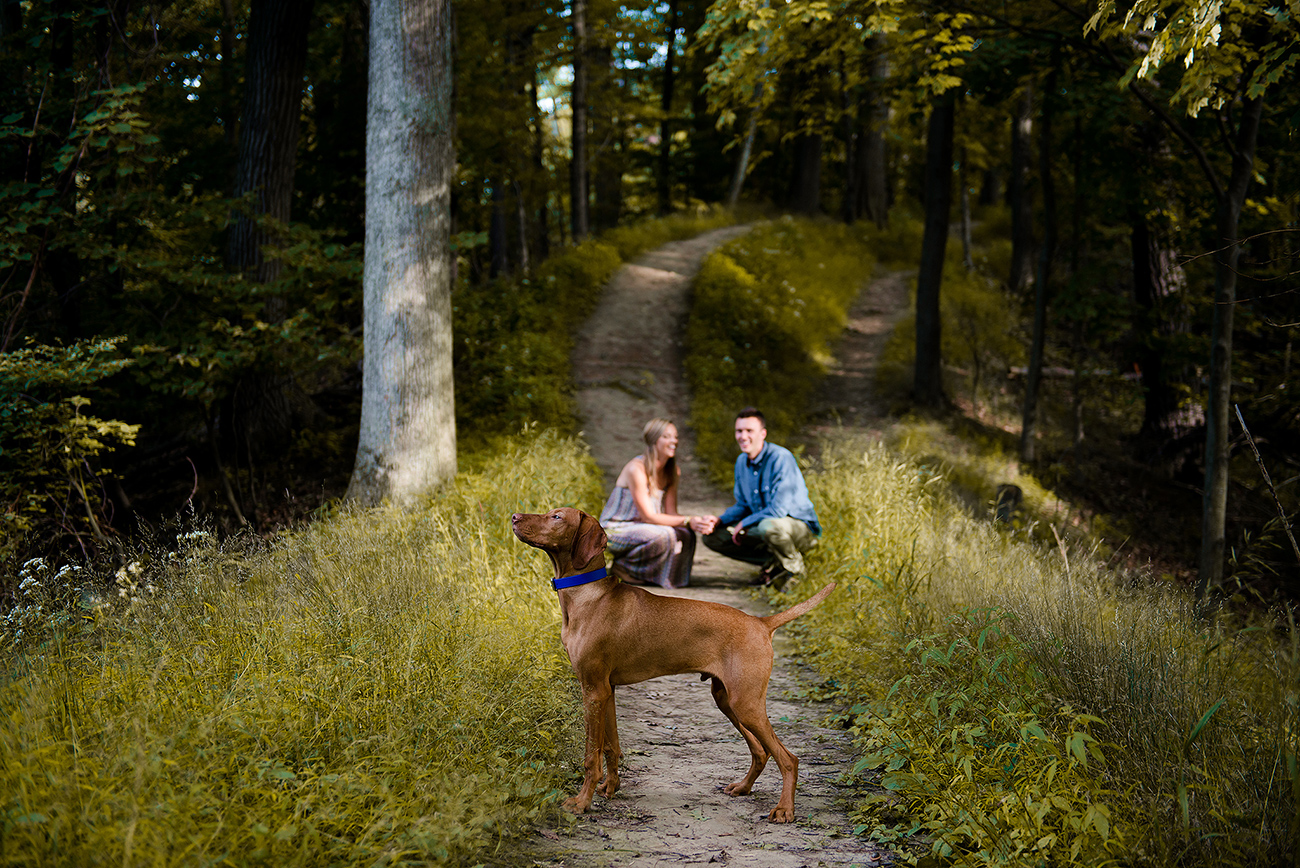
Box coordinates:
[1197,96,1264,600]
[726,108,759,207]
[227,0,316,285]
[569,0,589,241]
[913,90,955,409]
[1130,213,1187,443]
[1020,71,1057,464]
[1008,84,1035,293]
[656,0,678,216]
[348,0,457,507]
[861,38,889,228]
[840,56,856,225]
[960,145,973,270]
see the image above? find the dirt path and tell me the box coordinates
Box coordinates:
[518,230,912,867]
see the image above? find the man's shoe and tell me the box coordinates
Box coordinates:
[766,567,794,590]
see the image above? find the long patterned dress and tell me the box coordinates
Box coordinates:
[598,486,696,588]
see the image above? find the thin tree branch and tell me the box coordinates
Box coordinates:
[1235,405,1300,570]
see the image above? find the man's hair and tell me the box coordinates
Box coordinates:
[735,407,765,425]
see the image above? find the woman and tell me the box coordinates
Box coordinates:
[598,418,699,588]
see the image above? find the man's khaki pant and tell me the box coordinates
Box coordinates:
[703,516,818,574]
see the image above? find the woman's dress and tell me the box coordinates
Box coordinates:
[598,486,695,588]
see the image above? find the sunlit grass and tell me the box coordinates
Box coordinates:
[1,430,601,866]
[786,436,1300,865]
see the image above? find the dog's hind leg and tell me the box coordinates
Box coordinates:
[597,688,621,797]
[709,676,770,796]
[729,693,799,823]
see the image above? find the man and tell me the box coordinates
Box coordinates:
[689,408,820,588]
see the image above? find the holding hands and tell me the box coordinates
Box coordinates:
[689,515,719,535]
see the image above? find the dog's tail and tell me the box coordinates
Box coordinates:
[761,582,837,633]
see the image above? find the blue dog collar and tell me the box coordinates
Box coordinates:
[552,567,607,591]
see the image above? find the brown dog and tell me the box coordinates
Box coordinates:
[511,506,835,823]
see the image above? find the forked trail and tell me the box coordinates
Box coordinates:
[517,226,907,867]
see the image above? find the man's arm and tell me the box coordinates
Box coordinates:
[735,450,804,528]
[718,455,751,527]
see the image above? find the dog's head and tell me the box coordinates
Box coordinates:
[511,507,608,574]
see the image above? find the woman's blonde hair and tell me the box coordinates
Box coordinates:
[641,418,677,494]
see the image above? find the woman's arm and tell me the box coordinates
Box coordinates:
[628,460,692,528]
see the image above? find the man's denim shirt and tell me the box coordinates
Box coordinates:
[718,442,821,535]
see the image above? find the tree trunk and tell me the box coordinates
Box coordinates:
[656,0,678,216]
[1130,213,1188,443]
[348,0,457,507]
[489,176,508,278]
[1020,72,1057,464]
[727,106,759,207]
[861,39,889,228]
[1008,85,1034,293]
[1197,96,1264,600]
[569,0,589,241]
[788,132,822,214]
[913,90,955,409]
[960,145,973,270]
[227,0,316,285]
[528,62,551,262]
[840,57,857,225]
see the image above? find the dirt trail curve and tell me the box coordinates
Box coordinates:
[516,226,908,867]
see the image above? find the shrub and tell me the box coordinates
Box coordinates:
[0,337,138,564]
[685,216,874,482]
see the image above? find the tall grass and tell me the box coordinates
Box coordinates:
[1,430,601,865]
[787,437,1300,866]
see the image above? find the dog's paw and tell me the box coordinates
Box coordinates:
[562,795,592,814]
[724,781,752,796]
[597,776,620,797]
[767,805,795,823]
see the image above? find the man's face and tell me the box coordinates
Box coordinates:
[734,416,767,460]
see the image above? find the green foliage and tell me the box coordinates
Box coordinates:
[0,338,138,560]
[0,429,602,866]
[685,216,873,482]
[455,208,742,437]
[1086,0,1300,115]
[786,437,1300,865]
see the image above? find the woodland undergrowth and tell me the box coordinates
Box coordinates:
[685,214,1299,865]
[1,430,600,866]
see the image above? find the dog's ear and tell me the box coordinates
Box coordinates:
[572,510,608,568]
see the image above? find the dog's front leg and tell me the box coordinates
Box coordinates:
[565,682,610,814]
[597,690,621,797]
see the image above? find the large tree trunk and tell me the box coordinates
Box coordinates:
[1007,85,1035,293]
[569,0,589,241]
[348,0,457,507]
[224,0,316,466]
[656,0,678,216]
[913,91,955,409]
[860,38,889,228]
[1197,96,1264,600]
[227,0,315,285]
[839,58,857,225]
[1020,71,1057,464]
[1130,213,1188,444]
